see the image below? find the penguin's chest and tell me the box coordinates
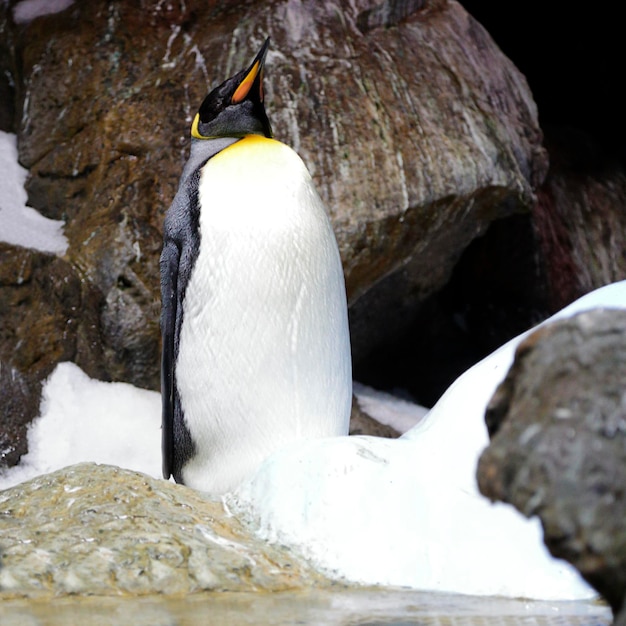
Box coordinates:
[184,166,323,362]
[176,138,347,428]
[184,138,331,349]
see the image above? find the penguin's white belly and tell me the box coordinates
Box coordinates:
[177,137,352,493]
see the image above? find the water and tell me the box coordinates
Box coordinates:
[0,588,611,626]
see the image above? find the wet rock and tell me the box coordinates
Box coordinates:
[0,243,104,380]
[0,243,106,468]
[0,5,16,132]
[0,362,39,467]
[477,309,626,617]
[0,463,333,597]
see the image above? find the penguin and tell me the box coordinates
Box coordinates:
[160,38,352,495]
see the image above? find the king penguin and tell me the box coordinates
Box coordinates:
[160,38,352,494]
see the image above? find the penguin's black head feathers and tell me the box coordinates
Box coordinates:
[192,38,273,140]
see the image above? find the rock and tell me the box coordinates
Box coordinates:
[356,0,426,32]
[0,243,107,468]
[348,394,401,438]
[2,0,544,389]
[0,362,40,467]
[0,243,104,380]
[0,4,16,133]
[0,463,333,597]
[532,129,626,312]
[477,309,626,617]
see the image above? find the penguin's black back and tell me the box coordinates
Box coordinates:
[161,135,243,481]
[160,167,204,480]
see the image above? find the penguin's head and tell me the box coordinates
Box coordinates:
[191,38,273,141]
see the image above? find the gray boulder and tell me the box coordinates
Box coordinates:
[477,309,626,619]
[533,131,626,312]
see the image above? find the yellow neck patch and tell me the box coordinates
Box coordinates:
[208,135,283,168]
[220,134,277,154]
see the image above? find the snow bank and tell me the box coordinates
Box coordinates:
[228,281,626,599]
[0,131,68,255]
[0,362,161,490]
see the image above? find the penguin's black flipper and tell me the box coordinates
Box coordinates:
[160,239,179,479]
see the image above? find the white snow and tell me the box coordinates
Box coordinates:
[0,362,161,490]
[2,281,626,600]
[230,436,590,599]
[227,281,626,599]
[12,0,74,24]
[353,382,428,434]
[0,130,68,255]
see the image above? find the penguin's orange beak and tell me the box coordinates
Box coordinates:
[232,38,269,105]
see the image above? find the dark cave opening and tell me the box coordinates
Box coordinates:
[461,1,626,164]
[351,2,625,408]
[351,213,549,407]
